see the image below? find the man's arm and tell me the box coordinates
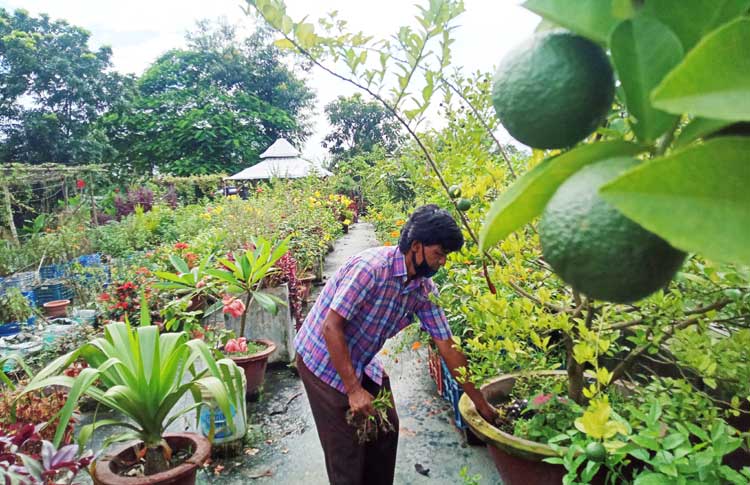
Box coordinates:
[433,337,498,423]
[322,308,375,417]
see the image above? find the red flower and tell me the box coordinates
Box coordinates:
[531,393,553,407]
[222,295,246,318]
[174,242,189,251]
[76,179,86,190]
[98,292,111,301]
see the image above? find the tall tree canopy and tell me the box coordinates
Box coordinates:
[322,93,403,164]
[103,22,316,176]
[0,8,132,165]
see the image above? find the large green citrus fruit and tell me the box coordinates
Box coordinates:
[539,157,686,303]
[456,198,472,211]
[584,442,607,463]
[492,31,615,149]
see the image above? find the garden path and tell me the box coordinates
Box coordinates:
[79,222,498,484]
[207,222,499,484]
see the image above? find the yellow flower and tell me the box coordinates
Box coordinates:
[395,219,405,227]
[315,191,321,197]
[390,230,399,238]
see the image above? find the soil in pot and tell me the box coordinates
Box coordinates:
[93,432,210,485]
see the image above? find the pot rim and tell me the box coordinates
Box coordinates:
[227,338,277,363]
[93,432,210,484]
[459,370,571,459]
[43,299,70,308]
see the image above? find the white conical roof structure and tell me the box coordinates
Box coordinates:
[227,138,332,180]
[259,138,300,158]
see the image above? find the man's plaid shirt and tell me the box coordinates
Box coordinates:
[294,245,452,393]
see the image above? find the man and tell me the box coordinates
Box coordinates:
[294,204,498,485]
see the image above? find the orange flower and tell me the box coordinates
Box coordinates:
[395,219,405,227]
[383,241,392,246]
[390,230,400,238]
[411,341,422,351]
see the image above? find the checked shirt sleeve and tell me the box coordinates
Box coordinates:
[328,258,376,322]
[416,284,452,341]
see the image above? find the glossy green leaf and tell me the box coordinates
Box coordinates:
[651,18,750,121]
[523,0,619,43]
[479,141,644,250]
[641,0,750,52]
[169,254,189,274]
[600,137,750,265]
[610,17,683,142]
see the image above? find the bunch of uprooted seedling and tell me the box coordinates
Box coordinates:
[346,389,395,444]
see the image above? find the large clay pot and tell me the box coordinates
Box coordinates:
[459,371,587,485]
[43,299,70,318]
[93,432,210,485]
[230,338,277,398]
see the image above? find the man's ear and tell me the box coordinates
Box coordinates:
[409,240,422,254]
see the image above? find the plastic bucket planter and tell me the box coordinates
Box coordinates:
[199,403,246,443]
[73,309,97,325]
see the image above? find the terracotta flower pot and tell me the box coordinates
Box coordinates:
[229,338,277,398]
[93,432,210,485]
[43,299,70,318]
[460,371,605,485]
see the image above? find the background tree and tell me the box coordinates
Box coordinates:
[0,8,132,165]
[102,21,315,176]
[322,93,404,165]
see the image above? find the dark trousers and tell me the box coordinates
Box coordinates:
[297,355,399,485]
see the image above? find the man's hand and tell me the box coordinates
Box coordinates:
[347,386,375,417]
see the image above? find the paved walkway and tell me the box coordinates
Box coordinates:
[206,222,499,484]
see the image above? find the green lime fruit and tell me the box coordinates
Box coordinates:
[584,442,607,463]
[456,198,472,211]
[539,157,686,303]
[448,184,462,199]
[491,31,615,149]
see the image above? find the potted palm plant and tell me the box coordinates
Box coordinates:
[22,319,246,485]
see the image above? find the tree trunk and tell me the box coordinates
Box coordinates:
[565,335,585,405]
[3,184,18,245]
[144,444,170,476]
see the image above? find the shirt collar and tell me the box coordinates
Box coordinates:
[392,246,407,279]
[390,246,428,293]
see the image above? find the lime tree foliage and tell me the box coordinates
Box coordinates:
[247,1,750,482]
[323,93,404,166]
[0,8,132,165]
[101,21,315,177]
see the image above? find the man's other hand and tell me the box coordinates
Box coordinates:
[347,386,375,417]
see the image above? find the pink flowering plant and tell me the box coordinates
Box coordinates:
[512,389,583,445]
[207,235,291,339]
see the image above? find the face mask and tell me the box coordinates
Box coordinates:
[412,246,438,279]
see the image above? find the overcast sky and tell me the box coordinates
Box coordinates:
[0,0,538,161]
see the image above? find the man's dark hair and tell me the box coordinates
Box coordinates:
[398,204,464,253]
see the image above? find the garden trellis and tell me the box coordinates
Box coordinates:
[0,164,104,245]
